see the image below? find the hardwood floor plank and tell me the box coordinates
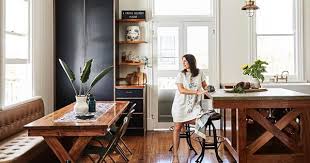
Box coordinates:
[78,131,235,163]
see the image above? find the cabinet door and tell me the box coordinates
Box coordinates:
[85,0,114,101]
[55,0,115,109]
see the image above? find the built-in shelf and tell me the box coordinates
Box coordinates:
[117,40,147,44]
[115,85,145,89]
[116,19,146,23]
[119,62,145,66]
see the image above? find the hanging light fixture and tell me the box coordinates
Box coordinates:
[242,0,259,17]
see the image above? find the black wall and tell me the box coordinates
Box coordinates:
[55,0,114,109]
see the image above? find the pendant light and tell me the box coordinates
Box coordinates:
[241,0,259,17]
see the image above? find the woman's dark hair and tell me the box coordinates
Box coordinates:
[182,54,199,77]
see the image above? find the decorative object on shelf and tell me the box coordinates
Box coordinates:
[241,0,259,17]
[124,67,147,85]
[88,94,96,112]
[242,59,268,89]
[122,10,145,19]
[58,58,113,115]
[126,26,140,41]
[140,56,150,68]
[121,51,127,62]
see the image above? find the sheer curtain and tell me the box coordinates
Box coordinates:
[0,2,4,110]
[32,0,54,114]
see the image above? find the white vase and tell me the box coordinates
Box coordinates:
[126,26,140,41]
[251,77,261,89]
[74,95,89,115]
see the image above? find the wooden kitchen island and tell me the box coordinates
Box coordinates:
[207,88,310,163]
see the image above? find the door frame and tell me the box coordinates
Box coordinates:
[150,20,219,130]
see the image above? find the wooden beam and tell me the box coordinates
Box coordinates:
[69,136,92,161]
[44,137,74,163]
[247,109,300,153]
[237,108,247,163]
[223,138,238,161]
[301,109,310,163]
[248,109,301,154]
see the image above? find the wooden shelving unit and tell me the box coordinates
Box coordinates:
[115,16,148,135]
[119,62,145,66]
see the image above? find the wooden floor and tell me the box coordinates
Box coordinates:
[79,131,235,163]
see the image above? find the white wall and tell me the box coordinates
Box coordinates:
[304,0,310,80]
[219,0,250,83]
[32,0,54,114]
[0,1,4,109]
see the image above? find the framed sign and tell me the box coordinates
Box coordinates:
[122,10,146,19]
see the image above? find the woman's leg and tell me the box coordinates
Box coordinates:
[172,122,183,163]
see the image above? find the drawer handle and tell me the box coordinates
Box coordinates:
[125,91,133,94]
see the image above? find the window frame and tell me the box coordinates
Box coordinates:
[251,0,303,81]
[2,0,32,106]
[153,0,214,17]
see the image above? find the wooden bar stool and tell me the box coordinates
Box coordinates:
[169,123,198,155]
[196,112,223,163]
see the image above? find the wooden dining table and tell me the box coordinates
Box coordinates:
[207,88,310,163]
[24,101,129,163]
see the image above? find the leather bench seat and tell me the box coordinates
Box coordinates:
[0,131,46,163]
[0,97,51,163]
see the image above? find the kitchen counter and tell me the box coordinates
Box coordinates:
[207,88,310,163]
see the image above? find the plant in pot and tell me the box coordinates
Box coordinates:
[242,59,268,89]
[59,58,113,115]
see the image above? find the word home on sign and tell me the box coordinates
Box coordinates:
[122,10,145,19]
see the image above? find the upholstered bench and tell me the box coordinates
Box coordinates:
[0,97,48,163]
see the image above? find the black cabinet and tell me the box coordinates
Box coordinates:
[115,86,146,135]
[55,0,115,109]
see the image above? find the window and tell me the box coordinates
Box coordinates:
[154,0,213,16]
[255,0,302,79]
[4,0,32,105]
[157,27,179,71]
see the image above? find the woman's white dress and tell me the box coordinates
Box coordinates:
[171,71,207,122]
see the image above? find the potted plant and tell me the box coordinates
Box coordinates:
[59,58,113,115]
[242,59,268,89]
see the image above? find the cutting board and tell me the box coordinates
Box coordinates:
[124,67,147,85]
[224,88,268,93]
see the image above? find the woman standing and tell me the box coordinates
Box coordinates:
[171,54,208,163]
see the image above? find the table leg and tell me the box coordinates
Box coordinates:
[301,109,310,163]
[69,137,92,161]
[44,136,92,163]
[237,108,247,163]
[44,137,74,163]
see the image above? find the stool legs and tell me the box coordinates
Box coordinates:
[169,124,197,155]
[196,121,223,163]
[185,126,198,155]
[211,122,223,163]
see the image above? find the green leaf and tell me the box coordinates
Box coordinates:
[80,59,93,83]
[58,59,78,95]
[59,59,75,81]
[87,66,113,94]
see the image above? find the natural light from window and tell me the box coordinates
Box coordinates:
[187,26,209,70]
[4,0,32,106]
[154,0,212,16]
[256,0,297,76]
[157,27,179,71]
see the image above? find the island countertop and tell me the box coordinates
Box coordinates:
[207,88,310,101]
[208,88,310,163]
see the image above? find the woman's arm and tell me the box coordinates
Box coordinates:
[201,81,208,90]
[176,83,204,95]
